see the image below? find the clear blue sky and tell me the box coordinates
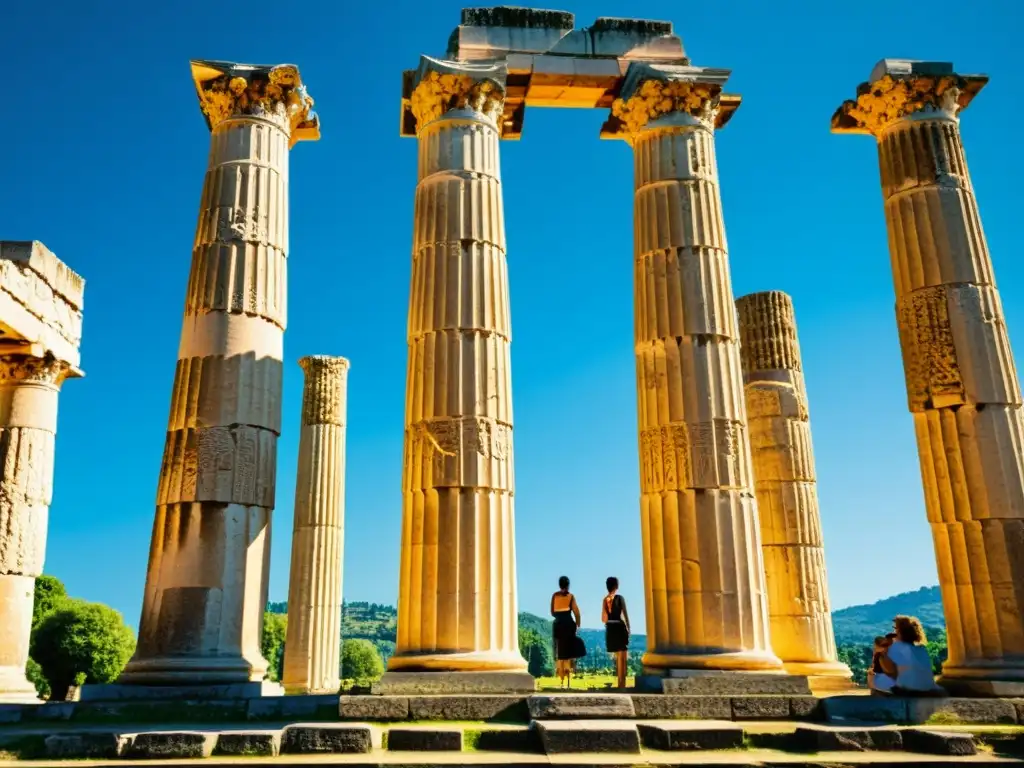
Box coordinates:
[5,0,1022,635]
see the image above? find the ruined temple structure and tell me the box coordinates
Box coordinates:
[833,60,1024,697]
[0,242,83,703]
[383,6,788,692]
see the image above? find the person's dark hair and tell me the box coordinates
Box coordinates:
[893,615,926,645]
[606,577,619,592]
[558,576,570,590]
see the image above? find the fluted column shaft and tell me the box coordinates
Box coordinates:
[390,61,523,675]
[122,62,319,686]
[617,72,780,670]
[0,356,68,701]
[834,61,1024,694]
[736,292,849,681]
[282,356,348,693]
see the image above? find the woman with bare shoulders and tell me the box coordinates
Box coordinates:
[551,576,582,688]
[602,576,631,688]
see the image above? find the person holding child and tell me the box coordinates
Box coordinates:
[869,615,941,696]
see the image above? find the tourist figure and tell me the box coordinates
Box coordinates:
[602,576,631,688]
[876,615,942,695]
[868,633,897,694]
[551,576,582,688]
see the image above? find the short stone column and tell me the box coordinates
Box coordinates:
[611,64,781,672]
[736,291,851,686]
[833,59,1024,696]
[382,56,531,691]
[117,61,320,690]
[281,355,349,694]
[0,356,74,702]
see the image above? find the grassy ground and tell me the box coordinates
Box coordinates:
[535,673,634,691]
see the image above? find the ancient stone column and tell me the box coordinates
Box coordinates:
[736,291,851,686]
[834,59,1024,696]
[0,241,84,703]
[117,61,319,690]
[611,63,781,672]
[281,355,349,694]
[382,56,531,692]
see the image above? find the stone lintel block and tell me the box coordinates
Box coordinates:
[897,284,1021,412]
[44,733,130,759]
[871,59,955,80]
[407,694,529,721]
[630,693,732,719]
[280,725,372,754]
[0,242,85,311]
[213,731,280,756]
[533,720,640,754]
[902,728,978,755]
[387,727,462,751]
[527,694,635,719]
[637,721,743,750]
[124,732,216,759]
[339,695,410,721]
[662,671,811,695]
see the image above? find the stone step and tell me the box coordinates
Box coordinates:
[656,672,812,696]
[527,694,635,719]
[637,720,744,750]
[531,720,641,754]
[823,695,1023,725]
[386,728,462,751]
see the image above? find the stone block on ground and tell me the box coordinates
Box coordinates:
[631,694,732,719]
[247,693,338,721]
[790,695,823,719]
[213,731,279,756]
[528,694,635,719]
[44,733,129,759]
[662,671,811,696]
[902,728,978,755]
[339,695,410,721]
[280,724,372,754]
[387,727,462,751]
[731,696,791,719]
[33,703,75,721]
[792,725,902,752]
[408,695,529,721]
[637,721,744,750]
[533,720,640,754]
[75,699,248,723]
[907,697,1018,724]
[124,732,216,759]
[373,671,535,694]
[0,706,23,724]
[80,681,281,701]
[823,695,909,724]
[472,727,540,752]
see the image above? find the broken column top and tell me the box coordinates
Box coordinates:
[832,59,988,136]
[0,241,84,370]
[736,291,802,376]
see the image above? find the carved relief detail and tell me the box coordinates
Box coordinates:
[897,287,964,411]
[834,75,967,135]
[410,71,505,130]
[612,79,721,134]
[197,64,317,137]
[0,355,71,386]
[299,356,349,426]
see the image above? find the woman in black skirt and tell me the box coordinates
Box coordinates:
[602,576,631,688]
[550,575,582,688]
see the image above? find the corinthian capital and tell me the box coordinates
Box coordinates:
[406,56,507,134]
[191,59,321,144]
[831,60,988,137]
[605,62,740,139]
[0,354,74,386]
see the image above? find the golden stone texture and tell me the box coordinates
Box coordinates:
[736,292,851,686]
[120,60,319,687]
[625,69,781,672]
[282,356,349,694]
[388,58,527,678]
[834,62,1024,695]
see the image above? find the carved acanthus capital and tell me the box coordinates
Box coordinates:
[407,56,507,134]
[299,355,349,427]
[191,59,320,144]
[832,61,988,136]
[0,354,74,386]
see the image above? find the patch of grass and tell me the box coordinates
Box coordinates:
[0,735,47,759]
[463,730,482,752]
[925,710,965,726]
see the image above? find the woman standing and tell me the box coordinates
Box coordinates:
[550,576,582,688]
[602,577,631,688]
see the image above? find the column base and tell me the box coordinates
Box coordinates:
[282,680,341,695]
[80,680,283,702]
[939,662,1024,697]
[373,670,536,695]
[117,654,268,686]
[642,648,784,673]
[386,649,528,673]
[783,660,855,693]
[0,677,42,704]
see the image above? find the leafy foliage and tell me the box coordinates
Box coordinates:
[519,627,554,677]
[260,612,288,682]
[30,599,135,700]
[25,657,50,699]
[341,638,384,683]
[32,575,68,630]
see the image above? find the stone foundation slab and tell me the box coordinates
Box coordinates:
[387,728,462,751]
[637,721,744,750]
[279,724,372,754]
[373,671,536,694]
[80,680,283,701]
[532,720,640,754]
[527,694,635,719]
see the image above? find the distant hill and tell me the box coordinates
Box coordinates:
[831,586,944,644]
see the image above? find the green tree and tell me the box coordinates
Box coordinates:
[925,627,948,675]
[30,599,135,701]
[342,638,384,683]
[518,628,554,677]
[32,574,67,629]
[261,612,287,682]
[25,657,50,699]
